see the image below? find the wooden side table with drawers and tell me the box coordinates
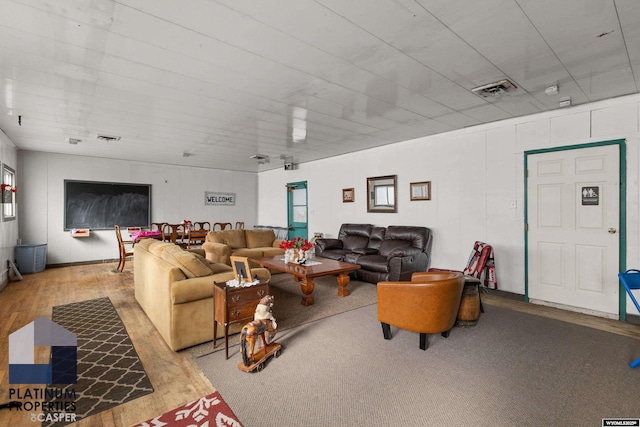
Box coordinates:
[213,280,270,359]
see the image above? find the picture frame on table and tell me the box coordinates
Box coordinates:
[410,181,431,201]
[342,188,355,203]
[230,256,252,282]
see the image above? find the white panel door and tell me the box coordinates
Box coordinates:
[528,145,619,315]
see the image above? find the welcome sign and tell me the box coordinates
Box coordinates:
[205,192,236,206]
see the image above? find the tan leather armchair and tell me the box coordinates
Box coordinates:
[377,271,464,350]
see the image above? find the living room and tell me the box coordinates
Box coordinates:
[2,91,639,426]
[15,92,640,306]
[2,1,640,425]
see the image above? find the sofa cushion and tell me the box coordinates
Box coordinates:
[207,229,247,249]
[356,254,389,273]
[149,241,177,257]
[208,262,233,274]
[378,226,429,256]
[161,246,213,278]
[232,248,264,259]
[368,227,386,250]
[379,240,413,257]
[137,238,158,251]
[261,247,285,258]
[338,223,373,251]
[245,229,276,249]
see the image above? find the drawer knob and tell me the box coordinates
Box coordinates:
[232,295,241,303]
[232,310,241,318]
[258,289,266,297]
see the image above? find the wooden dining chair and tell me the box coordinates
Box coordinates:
[193,221,211,231]
[235,221,245,229]
[213,222,232,231]
[187,227,209,249]
[114,224,135,272]
[163,223,187,247]
[151,222,167,240]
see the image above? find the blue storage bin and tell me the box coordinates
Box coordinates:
[15,243,47,274]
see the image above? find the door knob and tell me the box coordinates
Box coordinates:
[608,228,617,234]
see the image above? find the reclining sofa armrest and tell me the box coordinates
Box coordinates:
[315,238,343,251]
[386,246,422,259]
[202,242,232,265]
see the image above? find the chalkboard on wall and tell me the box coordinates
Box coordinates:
[64,180,151,230]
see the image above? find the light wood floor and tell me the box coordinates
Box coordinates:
[0,263,639,426]
[0,262,215,427]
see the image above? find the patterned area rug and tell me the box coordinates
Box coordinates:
[132,391,243,427]
[44,297,154,426]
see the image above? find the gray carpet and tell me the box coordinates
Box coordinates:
[187,273,378,357]
[195,302,640,426]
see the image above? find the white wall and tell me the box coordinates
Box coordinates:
[0,129,18,284]
[17,152,257,265]
[11,93,640,314]
[258,94,640,309]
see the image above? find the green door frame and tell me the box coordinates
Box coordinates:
[523,139,627,320]
[287,181,308,240]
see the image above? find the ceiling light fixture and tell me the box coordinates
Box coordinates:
[471,79,518,98]
[559,98,571,108]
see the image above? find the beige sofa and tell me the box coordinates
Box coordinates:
[133,238,271,351]
[202,228,285,267]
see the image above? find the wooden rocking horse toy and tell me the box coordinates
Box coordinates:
[238,295,282,372]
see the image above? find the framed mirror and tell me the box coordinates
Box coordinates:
[367,175,397,213]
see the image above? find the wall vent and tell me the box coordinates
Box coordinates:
[472,79,518,98]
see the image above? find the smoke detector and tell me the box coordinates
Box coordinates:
[96,134,121,142]
[472,79,518,98]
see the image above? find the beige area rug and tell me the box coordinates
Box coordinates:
[186,273,378,358]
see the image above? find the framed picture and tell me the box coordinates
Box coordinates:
[342,188,354,203]
[410,181,431,201]
[230,256,252,282]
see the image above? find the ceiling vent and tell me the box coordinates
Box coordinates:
[472,79,518,98]
[96,134,121,142]
[250,154,270,164]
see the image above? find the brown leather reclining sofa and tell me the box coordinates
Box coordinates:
[314,223,433,283]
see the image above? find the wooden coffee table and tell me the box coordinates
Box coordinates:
[251,256,361,306]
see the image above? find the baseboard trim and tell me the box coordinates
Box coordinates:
[46,258,121,269]
[483,287,525,301]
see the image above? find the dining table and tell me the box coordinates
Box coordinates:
[130,230,162,243]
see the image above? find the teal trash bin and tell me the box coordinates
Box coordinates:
[15,243,47,274]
